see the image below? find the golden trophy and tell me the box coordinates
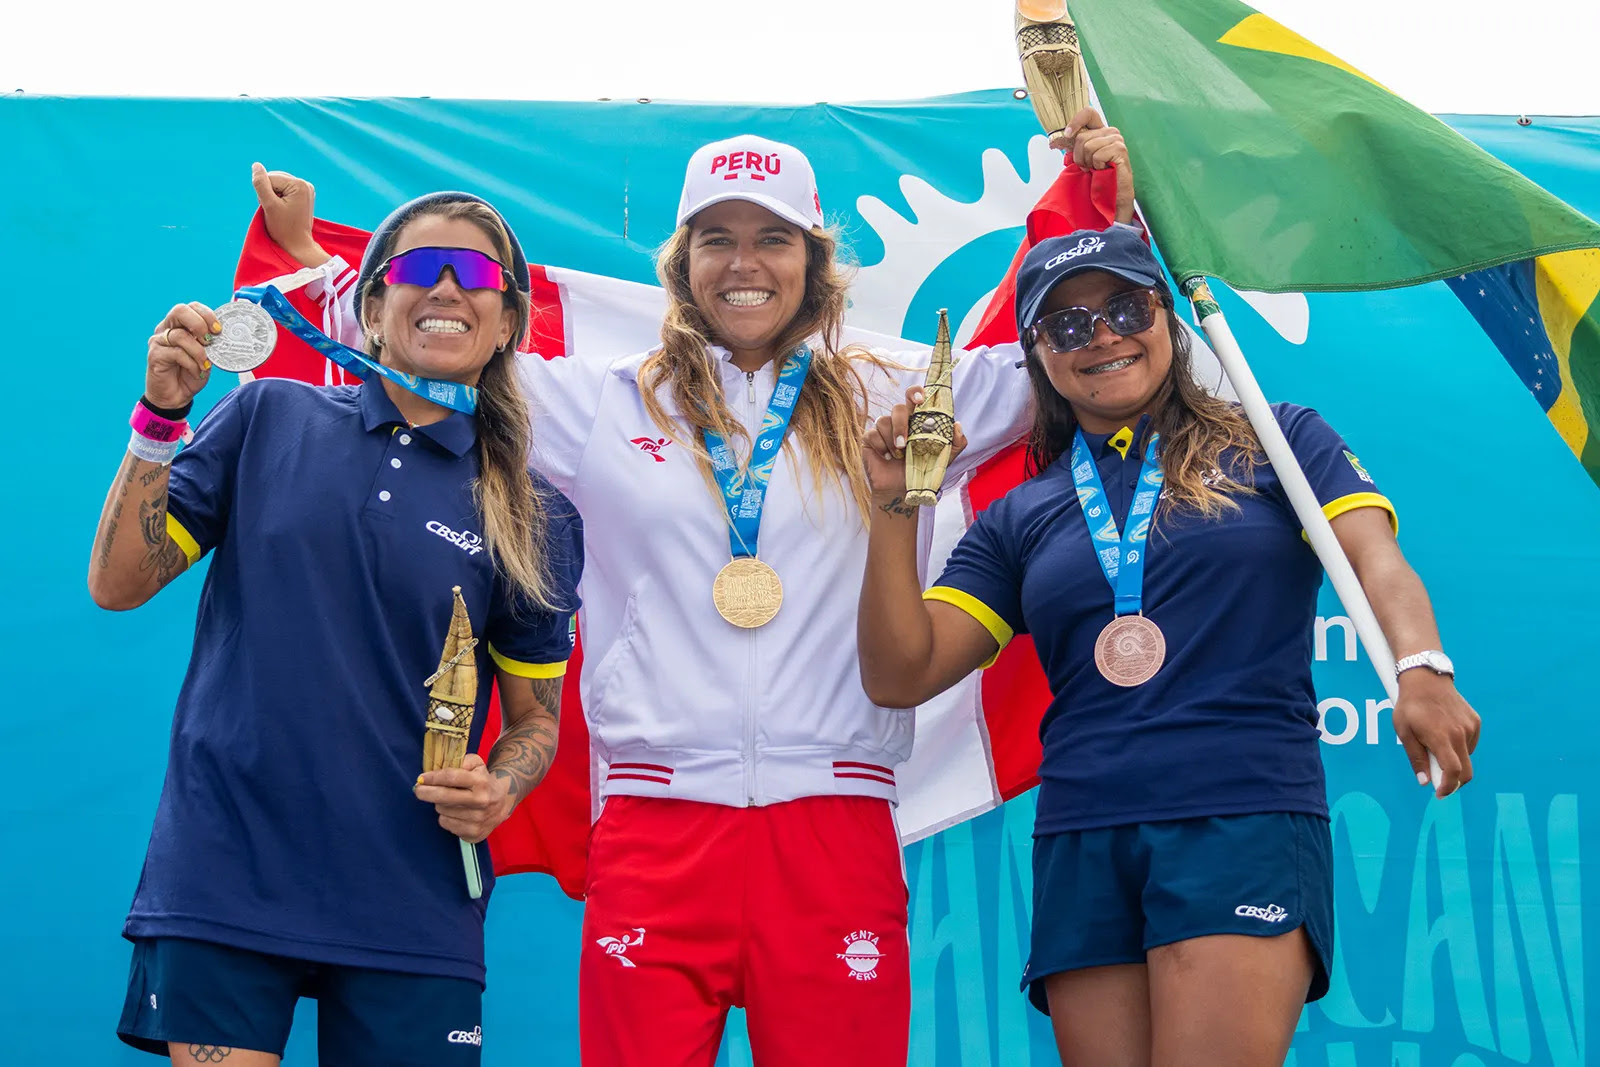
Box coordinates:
[903,309,957,508]
[422,586,485,898]
[1015,0,1090,149]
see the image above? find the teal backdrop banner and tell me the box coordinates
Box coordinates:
[3,92,1595,1066]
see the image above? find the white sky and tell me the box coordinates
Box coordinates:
[5,0,1597,114]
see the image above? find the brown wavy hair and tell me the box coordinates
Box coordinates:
[358,200,557,608]
[639,223,889,523]
[1023,301,1260,518]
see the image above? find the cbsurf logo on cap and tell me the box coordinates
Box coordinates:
[1044,235,1107,271]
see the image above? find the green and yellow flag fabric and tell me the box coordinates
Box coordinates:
[1068,0,1600,482]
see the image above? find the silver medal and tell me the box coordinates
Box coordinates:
[207,300,277,372]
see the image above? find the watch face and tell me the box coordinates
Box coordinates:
[1423,651,1455,675]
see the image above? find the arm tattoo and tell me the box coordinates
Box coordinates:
[95,452,186,591]
[135,477,186,585]
[95,455,138,570]
[184,1046,233,1063]
[878,494,918,519]
[488,675,562,803]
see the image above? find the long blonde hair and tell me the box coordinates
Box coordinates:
[1023,302,1260,518]
[639,224,886,520]
[358,200,557,608]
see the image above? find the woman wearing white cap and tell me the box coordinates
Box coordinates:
[253,114,1135,1065]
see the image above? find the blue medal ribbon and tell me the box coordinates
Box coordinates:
[702,348,813,559]
[234,285,480,415]
[1069,428,1163,616]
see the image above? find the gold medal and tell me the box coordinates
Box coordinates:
[1093,615,1166,687]
[712,557,783,628]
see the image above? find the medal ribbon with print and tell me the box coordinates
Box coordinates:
[1070,428,1167,686]
[702,347,813,628]
[235,284,479,414]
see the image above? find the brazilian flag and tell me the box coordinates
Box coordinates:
[1069,0,1600,484]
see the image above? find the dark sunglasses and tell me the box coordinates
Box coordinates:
[379,246,512,292]
[1025,288,1164,353]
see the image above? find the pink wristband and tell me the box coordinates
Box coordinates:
[130,401,189,443]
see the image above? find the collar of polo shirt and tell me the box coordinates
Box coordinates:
[1084,413,1152,461]
[359,381,477,456]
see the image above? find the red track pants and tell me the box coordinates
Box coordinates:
[579,794,910,1066]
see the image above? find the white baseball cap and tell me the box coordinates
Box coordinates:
[675,134,824,231]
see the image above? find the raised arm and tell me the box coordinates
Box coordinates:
[252,163,331,269]
[87,303,220,611]
[858,388,1006,708]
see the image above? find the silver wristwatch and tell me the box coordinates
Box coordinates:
[1395,649,1454,679]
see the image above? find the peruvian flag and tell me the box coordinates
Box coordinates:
[232,161,1125,898]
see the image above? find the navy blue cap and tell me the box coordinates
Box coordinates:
[1015,225,1170,338]
[353,191,531,323]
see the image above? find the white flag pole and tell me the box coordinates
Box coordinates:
[1180,278,1442,790]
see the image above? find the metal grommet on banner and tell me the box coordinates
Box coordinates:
[1013,88,1029,100]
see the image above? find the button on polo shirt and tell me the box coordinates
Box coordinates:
[127,380,583,985]
[926,404,1395,835]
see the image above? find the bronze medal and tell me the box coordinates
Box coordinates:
[1093,614,1166,687]
[712,557,783,628]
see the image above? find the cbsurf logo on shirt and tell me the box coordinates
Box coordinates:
[447,1025,482,1046]
[1235,903,1289,923]
[426,520,486,555]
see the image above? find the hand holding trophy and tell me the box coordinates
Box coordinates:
[1015,0,1090,150]
[902,310,958,508]
[420,587,486,898]
[864,309,967,510]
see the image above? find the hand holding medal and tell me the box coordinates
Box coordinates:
[146,302,223,411]
[147,298,276,410]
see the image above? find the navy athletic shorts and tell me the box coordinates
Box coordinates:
[1022,811,1333,1013]
[117,937,484,1065]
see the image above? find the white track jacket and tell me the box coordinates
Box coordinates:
[308,260,1031,808]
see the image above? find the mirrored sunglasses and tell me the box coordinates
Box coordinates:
[379,246,511,292]
[1026,288,1163,353]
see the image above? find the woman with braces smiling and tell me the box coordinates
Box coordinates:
[856,225,1481,1066]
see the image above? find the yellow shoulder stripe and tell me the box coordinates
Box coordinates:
[923,586,1013,670]
[489,644,569,679]
[166,514,202,565]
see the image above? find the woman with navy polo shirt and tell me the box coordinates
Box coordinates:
[89,192,583,1066]
[857,227,1481,1065]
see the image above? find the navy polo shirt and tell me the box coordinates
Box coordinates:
[125,379,582,985]
[927,404,1394,836]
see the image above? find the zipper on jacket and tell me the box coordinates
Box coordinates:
[743,366,759,805]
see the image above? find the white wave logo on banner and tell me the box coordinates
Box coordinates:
[853,136,1062,345]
